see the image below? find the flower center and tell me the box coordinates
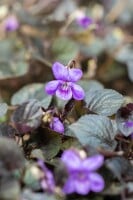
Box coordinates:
[73,170,88,181]
[79,172,86,179]
[60,82,70,91]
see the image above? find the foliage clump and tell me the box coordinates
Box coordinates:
[0,0,133,200]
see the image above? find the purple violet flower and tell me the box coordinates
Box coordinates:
[37,159,55,192]
[50,117,64,134]
[61,149,104,195]
[45,62,85,101]
[75,11,93,29]
[4,16,19,32]
[76,16,93,29]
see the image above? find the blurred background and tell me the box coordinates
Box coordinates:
[0,0,133,103]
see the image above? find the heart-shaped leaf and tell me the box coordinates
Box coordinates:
[67,114,117,150]
[11,83,52,108]
[0,61,28,80]
[85,89,124,116]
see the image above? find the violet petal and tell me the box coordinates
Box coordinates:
[124,121,133,128]
[45,170,55,191]
[61,149,81,170]
[45,80,60,95]
[37,159,46,171]
[63,177,75,194]
[4,16,19,32]
[38,160,55,192]
[71,83,85,100]
[52,62,68,80]
[89,172,104,192]
[77,16,93,29]
[50,117,64,133]
[41,179,47,190]
[56,85,72,100]
[74,178,91,195]
[82,155,104,171]
[68,68,83,82]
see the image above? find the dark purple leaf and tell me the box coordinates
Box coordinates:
[11,99,43,134]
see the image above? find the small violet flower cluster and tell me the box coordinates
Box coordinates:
[45,61,85,133]
[45,62,85,101]
[61,149,104,195]
[37,159,55,192]
[4,16,19,32]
